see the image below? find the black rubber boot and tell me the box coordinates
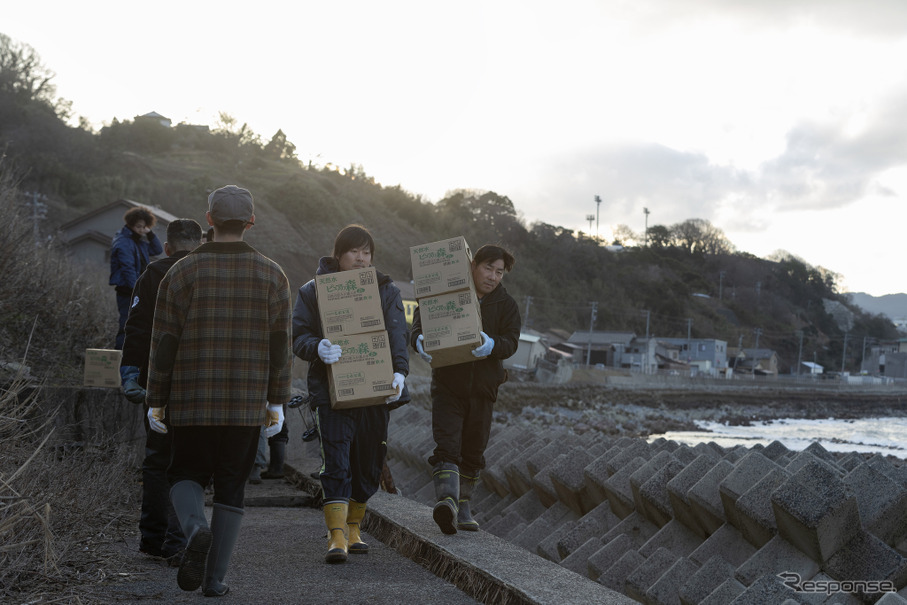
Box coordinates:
[260,441,286,479]
[202,503,244,597]
[170,480,211,592]
[432,462,459,535]
[457,471,480,531]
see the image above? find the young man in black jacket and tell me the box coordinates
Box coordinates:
[410,244,522,534]
[120,218,203,564]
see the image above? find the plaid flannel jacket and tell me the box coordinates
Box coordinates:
[146,241,292,426]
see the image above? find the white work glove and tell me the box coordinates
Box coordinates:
[262,403,284,439]
[317,339,342,364]
[385,372,406,404]
[147,407,167,434]
[472,331,494,357]
[415,334,432,363]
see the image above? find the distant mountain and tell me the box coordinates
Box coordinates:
[848,292,907,319]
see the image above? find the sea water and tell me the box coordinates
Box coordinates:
[649,417,907,460]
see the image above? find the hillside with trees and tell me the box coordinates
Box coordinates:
[1,32,899,376]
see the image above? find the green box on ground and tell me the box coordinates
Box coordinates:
[84,348,122,388]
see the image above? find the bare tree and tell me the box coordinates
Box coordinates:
[669,218,734,255]
[0,34,57,108]
[612,224,639,246]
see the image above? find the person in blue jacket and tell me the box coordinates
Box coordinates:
[109,206,163,349]
[292,224,409,564]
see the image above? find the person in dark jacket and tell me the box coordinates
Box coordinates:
[120,218,204,565]
[109,206,163,349]
[410,244,521,534]
[292,224,409,563]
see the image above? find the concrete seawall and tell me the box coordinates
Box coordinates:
[378,403,907,604]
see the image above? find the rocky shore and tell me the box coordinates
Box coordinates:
[488,379,907,440]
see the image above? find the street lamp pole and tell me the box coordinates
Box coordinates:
[643,207,650,247]
[594,195,602,240]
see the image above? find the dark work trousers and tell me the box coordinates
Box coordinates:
[428,380,493,475]
[140,411,186,557]
[316,404,389,503]
[168,425,260,509]
[115,292,131,349]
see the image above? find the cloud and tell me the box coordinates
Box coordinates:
[636,0,907,37]
[760,87,907,210]
[510,80,907,237]
[508,143,753,231]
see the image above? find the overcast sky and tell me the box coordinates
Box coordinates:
[6,1,907,296]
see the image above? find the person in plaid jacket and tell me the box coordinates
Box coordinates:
[146,185,292,597]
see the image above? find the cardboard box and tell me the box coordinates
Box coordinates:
[327,331,397,408]
[410,236,473,298]
[84,348,123,388]
[316,267,385,337]
[418,286,485,368]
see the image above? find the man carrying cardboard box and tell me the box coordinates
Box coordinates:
[292,224,409,563]
[410,244,521,534]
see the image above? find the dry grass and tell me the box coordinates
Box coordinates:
[0,158,115,383]
[0,369,143,603]
[0,155,144,602]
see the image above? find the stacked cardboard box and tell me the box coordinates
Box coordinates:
[410,236,486,368]
[316,267,397,408]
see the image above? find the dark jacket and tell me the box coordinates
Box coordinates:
[109,225,163,291]
[410,283,521,401]
[292,257,410,409]
[121,250,191,386]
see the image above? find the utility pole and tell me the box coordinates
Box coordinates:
[719,270,725,302]
[861,336,867,374]
[686,318,692,363]
[796,330,803,377]
[753,328,762,349]
[594,195,602,241]
[733,334,743,372]
[27,191,47,246]
[524,295,532,329]
[841,330,849,374]
[586,302,598,367]
[586,214,595,234]
[641,309,651,374]
[643,207,650,247]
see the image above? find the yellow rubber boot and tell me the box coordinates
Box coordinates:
[323,501,349,563]
[347,501,368,554]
